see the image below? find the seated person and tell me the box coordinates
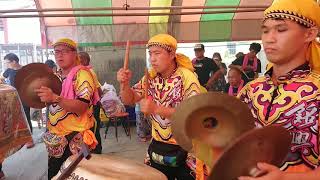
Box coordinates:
[224,66,248,96]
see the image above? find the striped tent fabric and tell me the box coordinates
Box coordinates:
[35,0,274,47]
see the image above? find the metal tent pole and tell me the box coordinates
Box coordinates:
[0,5,269,14]
[0,8,265,18]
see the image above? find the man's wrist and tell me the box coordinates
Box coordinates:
[120,83,130,90]
[120,83,130,95]
[52,94,62,103]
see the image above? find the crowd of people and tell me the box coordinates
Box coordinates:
[0,0,319,179]
[191,42,261,96]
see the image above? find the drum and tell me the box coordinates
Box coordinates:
[0,84,32,162]
[53,154,167,180]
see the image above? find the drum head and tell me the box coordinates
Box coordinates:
[54,154,167,180]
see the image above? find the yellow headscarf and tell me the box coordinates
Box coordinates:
[264,0,320,73]
[146,34,194,78]
[53,38,81,65]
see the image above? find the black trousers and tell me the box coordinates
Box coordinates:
[23,105,32,134]
[92,104,102,154]
[150,159,195,180]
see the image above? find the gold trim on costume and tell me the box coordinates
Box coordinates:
[265,10,315,28]
[53,42,77,50]
[147,42,175,52]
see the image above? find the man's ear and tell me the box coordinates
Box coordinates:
[170,51,176,60]
[305,26,319,43]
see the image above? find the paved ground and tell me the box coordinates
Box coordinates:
[2,121,149,180]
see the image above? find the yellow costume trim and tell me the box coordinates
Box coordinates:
[147,34,194,78]
[264,0,320,73]
[53,38,77,50]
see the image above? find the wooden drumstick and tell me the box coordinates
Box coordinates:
[124,40,130,70]
[144,68,149,99]
[121,40,130,91]
[144,68,149,118]
[57,143,91,180]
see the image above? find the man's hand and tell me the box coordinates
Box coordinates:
[140,98,157,115]
[117,68,132,85]
[35,86,58,103]
[238,163,284,180]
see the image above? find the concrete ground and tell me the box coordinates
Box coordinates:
[2,121,149,180]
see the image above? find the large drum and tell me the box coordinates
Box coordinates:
[0,84,32,162]
[54,154,167,180]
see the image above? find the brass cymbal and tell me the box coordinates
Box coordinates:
[171,92,255,151]
[15,63,52,90]
[209,125,292,180]
[15,63,61,108]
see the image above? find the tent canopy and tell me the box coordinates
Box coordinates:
[3,0,275,47]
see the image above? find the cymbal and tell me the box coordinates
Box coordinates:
[53,154,167,180]
[171,92,255,151]
[15,63,61,108]
[209,125,292,180]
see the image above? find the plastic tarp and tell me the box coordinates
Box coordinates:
[34,0,274,47]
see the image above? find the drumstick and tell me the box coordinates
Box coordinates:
[57,143,91,180]
[144,68,149,100]
[124,40,130,70]
[144,68,149,118]
[121,40,130,91]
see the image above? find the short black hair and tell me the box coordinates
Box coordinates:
[78,51,91,64]
[212,52,222,61]
[45,59,56,69]
[249,43,261,53]
[4,53,19,63]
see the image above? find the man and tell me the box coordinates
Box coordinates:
[231,43,262,81]
[45,59,58,73]
[238,0,320,179]
[209,52,227,92]
[224,66,247,96]
[35,38,98,179]
[78,51,103,154]
[2,53,21,87]
[2,53,34,149]
[117,34,201,180]
[192,44,220,89]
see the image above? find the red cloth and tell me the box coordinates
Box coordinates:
[242,54,258,72]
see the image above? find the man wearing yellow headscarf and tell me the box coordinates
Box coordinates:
[35,38,98,179]
[238,0,320,179]
[117,34,201,179]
